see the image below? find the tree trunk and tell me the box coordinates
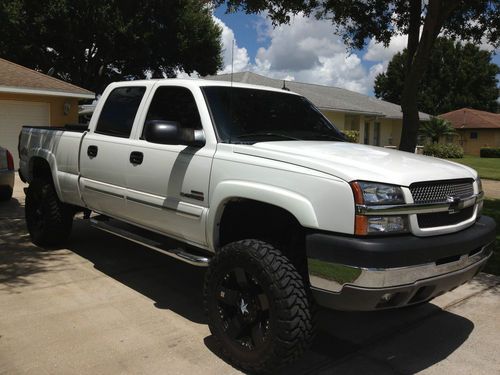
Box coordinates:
[399,0,458,152]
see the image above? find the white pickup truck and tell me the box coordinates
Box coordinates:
[19,79,496,373]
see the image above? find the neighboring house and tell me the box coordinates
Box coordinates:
[205,71,430,147]
[439,108,500,156]
[0,58,94,167]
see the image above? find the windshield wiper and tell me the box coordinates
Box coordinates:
[235,132,300,141]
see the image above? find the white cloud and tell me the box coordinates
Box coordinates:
[248,14,380,94]
[213,16,250,74]
[363,34,408,65]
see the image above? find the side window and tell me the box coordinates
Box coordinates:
[95,86,146,137]
[143,86,202,138]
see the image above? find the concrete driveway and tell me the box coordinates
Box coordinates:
[1,175,499,374]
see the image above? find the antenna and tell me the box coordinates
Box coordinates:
[231,39,235,87]
[229,39,235,143]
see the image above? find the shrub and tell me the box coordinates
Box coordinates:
[423,143,464,158]
[342,130,359,143]
[480,147,500,158]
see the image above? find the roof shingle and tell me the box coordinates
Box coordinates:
[439,108,500,129]
[0,58,94,98]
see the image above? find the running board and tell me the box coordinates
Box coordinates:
[90,216,210,267]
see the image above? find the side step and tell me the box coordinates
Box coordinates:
[90,216,211,267]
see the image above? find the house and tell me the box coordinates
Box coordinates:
[439,108,500,156]
[205,71,430,147]
[0,58,94,167]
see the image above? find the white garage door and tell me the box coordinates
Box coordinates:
[0,100,50,168]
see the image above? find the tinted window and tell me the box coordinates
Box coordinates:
[202,86,345,143]
[143,86,202,137]
[95,86,146,137]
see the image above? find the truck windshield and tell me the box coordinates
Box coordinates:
[201,86,346,144]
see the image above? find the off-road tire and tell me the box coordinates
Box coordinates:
[25,179,73,246]
[204,239,314,373]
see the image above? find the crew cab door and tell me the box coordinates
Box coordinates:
[79,86,147,217]
[123,84,215,246]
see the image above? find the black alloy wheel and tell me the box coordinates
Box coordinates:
[204,239,314,373]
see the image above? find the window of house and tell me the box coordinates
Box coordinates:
[143,86,202,136]
[95,86,146,137]
[470,132,478,139]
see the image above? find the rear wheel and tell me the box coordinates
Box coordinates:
[25,179,73,246]
[204,239,314,373]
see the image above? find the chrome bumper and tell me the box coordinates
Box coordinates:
[309,242,493,293]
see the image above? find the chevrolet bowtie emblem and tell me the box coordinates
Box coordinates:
[447,196,462,214]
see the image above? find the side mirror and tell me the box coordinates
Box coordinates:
[143,120,205,147]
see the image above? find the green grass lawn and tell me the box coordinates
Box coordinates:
[447,156,500,181]
[483,199,500,276]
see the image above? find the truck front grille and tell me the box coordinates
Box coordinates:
[410,179,475,229]
[410,179,474,204]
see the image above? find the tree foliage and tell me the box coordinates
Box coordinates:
[0,0,223,93]
[375,38,499,115]
[419,117,456,143]
[217,0,500,152]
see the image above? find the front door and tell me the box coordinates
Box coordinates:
[123,85,215,246]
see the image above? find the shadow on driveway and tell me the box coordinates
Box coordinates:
[1,217,476,374]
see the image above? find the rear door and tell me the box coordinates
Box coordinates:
[79,85,148,218]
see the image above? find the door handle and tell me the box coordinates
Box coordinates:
[130,151,144,165]
[87,145,98,158]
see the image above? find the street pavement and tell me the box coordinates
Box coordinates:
[0,175,499,374]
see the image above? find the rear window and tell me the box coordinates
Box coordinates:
[95,86,146,137]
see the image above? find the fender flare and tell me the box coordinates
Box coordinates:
[207,180,319,250]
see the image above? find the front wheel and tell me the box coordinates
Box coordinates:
[25,179,73,246]
[204,239,314,373]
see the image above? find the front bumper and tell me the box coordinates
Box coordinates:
[307,216,496,311]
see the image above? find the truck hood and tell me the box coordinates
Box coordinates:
[233,141,477,186]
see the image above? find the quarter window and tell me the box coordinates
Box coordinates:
[95,86,146,137]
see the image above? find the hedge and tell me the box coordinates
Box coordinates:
[423,143,464,158]
[480,147,500,158]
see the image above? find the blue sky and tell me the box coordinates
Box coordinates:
[213,7,500,97]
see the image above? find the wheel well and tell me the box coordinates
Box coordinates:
[218,199,308,278]
[29,157,53,184]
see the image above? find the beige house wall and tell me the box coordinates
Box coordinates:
[322,111,346,129]
[455,129,500,156]
[0,92,79,125]
[321,110,406,147]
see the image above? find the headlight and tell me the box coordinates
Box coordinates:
[476,177,483,194]
[476,177,483,217]
[351,181,405,205]
[351,181,408,235]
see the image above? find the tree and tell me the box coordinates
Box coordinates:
[0,0,223,93]
[375,38,500,115]
[419,117,455,143]
[216,0,500,152]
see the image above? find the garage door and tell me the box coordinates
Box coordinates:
[0,100,50,168]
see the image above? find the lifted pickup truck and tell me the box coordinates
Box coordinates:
[19,79,496,373]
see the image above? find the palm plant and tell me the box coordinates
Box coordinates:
[419,117,456,144]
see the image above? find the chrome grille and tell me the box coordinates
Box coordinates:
[410,179,474,204]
